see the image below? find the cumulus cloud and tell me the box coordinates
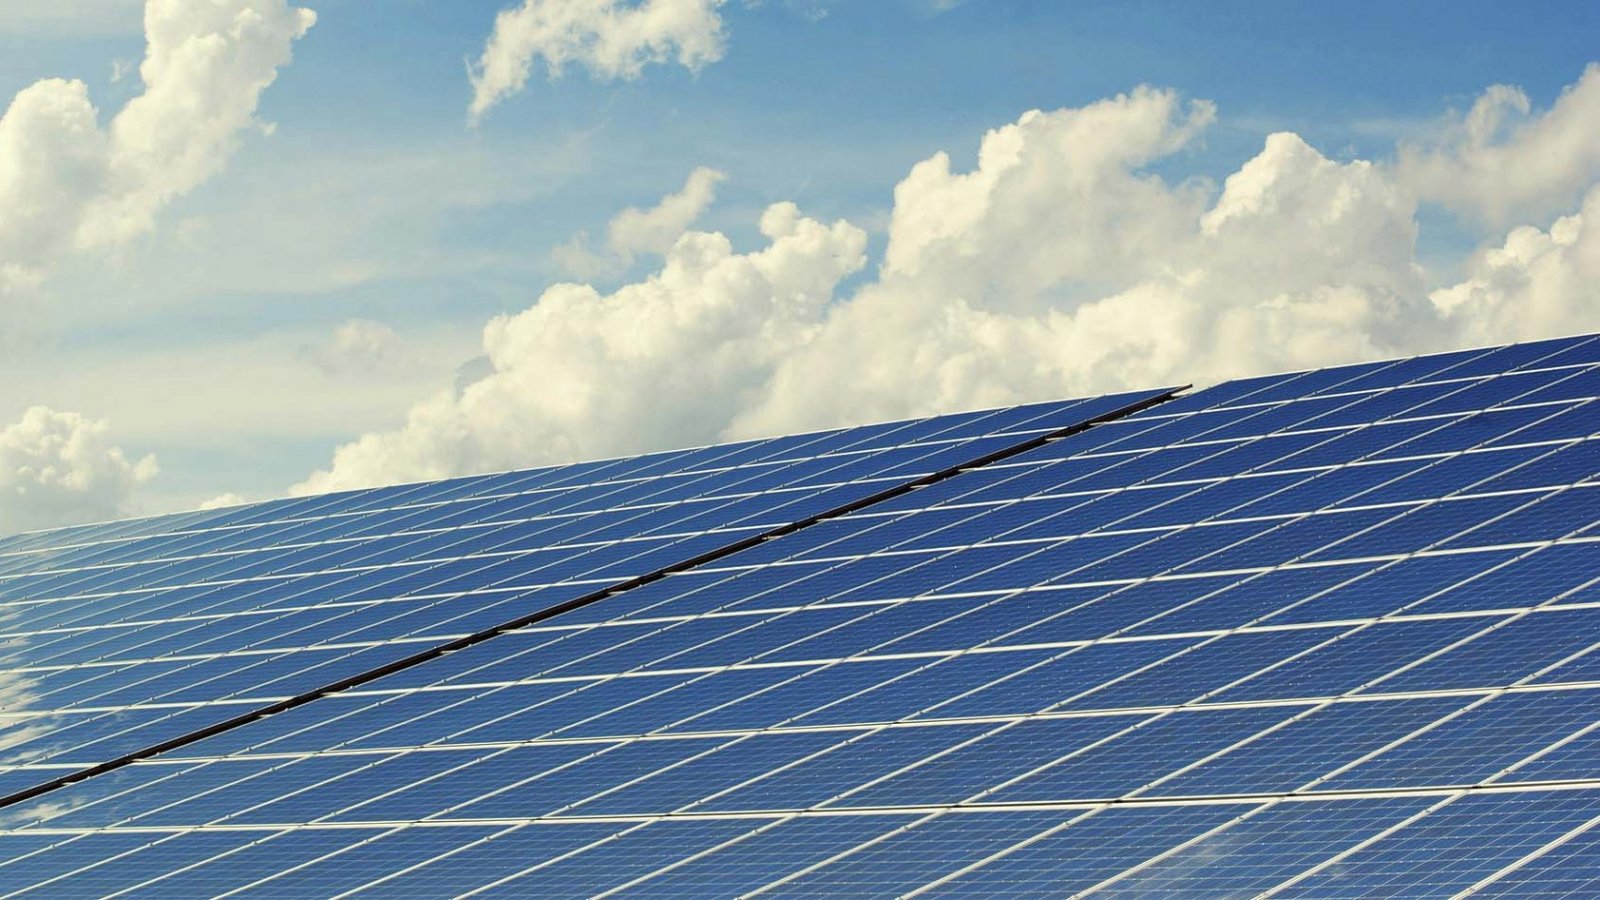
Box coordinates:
[199,492,248,510]
[469,0,727,122]
[1431,185,1600,344]
[739,115,1427,434]
[0,0,315,311]
[294,203,866,493]
[0,0,311,530]
[881,89,1215,305]
[552,166,726,278]
[0,407,158,535]
[301,68,1600,495]
[298,319,421,377]
[1400,64,1600,226]
[610,166,728,256]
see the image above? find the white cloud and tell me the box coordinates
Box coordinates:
[0,0,316,312]
[469,0,728,122]
[609,166,727,256]
[880,89,1215,306]
[199,492,248,510]
[298,319,422,377]
[294,202,866,494]
[0,407,157,535]
[1401,64,1600,226]
[1431,185,1600,345]
[552,166,726,278]
[300,68,1600,496]
[739,118,1427,435]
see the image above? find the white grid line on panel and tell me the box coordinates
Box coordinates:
[1461,810,1600,897]
[14,781,1600,839]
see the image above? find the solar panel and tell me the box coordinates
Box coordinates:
[0,391,1162,799]
[0,334,1597,895]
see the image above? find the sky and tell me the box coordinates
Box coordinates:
[1,0,1598,533]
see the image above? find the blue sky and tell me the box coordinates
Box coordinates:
[1,0,1598,529]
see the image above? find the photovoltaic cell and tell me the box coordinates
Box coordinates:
[0,333,1596,895]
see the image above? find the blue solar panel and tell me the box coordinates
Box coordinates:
[0,334,1597,894]
[0,392,1156,799]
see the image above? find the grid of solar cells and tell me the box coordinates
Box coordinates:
[2,333,1599,896]
[0,391,1161,803]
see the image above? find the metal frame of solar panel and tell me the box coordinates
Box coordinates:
[0,334,1597,896]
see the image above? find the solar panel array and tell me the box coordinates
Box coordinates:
[0,334,1598,896]
[0,390,1156,799]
